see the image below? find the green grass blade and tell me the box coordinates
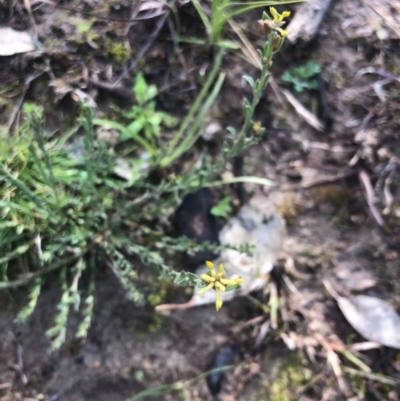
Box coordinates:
[0,163,48,211]
[226,1,304,19]
[163,72,226,166]
[32,124,59,200]
[93,119,156,156]
[165,47,225,157]
[191,0,212,36]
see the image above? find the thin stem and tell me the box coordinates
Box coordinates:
[238,31,275,139]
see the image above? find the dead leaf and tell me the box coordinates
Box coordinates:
[0,27,35,56]
[337,295,400,349]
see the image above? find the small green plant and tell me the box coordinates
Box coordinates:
[280,60,321,92]
[94,73,178,155]
[0,7,288,347]
[95,51,227,168]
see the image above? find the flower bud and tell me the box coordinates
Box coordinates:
[258,19,271,35]
[272,34,281,50]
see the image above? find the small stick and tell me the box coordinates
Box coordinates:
[286,0,335,43]
[155,299,195,312]
[112,13,168,88]
[359,169,384,226]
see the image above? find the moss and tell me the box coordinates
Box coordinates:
[141,277,176,333]
[268,354,311,401]
[252,352,312,401]
[104,39,130,64]
[147,277,173,307]
[309,184,349,209]
[147,314,164,333]
[276,193,298,226]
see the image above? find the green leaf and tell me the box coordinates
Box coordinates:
[225,284,241,292]
[227,126,236,137]
[0,243,31,264]
[93,118,155,155]
[211,196,232,218]
[159,112,178,128]
[243,75,255,89]
[146,85,158,101]
[243,98,252,120]
[215,40,240,49]
[281,61,321,93]
[148,114,162,127]
[133,73,149,105]
[126,120,144,136]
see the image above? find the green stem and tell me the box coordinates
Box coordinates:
[238,31,275,140]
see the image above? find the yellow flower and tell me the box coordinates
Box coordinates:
[277,29,288,37]
[258,8,290,39]
[269,7,291,23]
[197,261,245,311]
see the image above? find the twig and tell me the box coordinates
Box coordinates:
[254,320,270,350]
[228,19,261,69]
[375,157,398,215]
[112,12,168,87]
[280,88,324,131]
[359,169,384,226]
[89,78,136,102]
[44,389,67,401]
[348,342,381,352]
[281,169,357,191]
[322,279,340,300]
[302,141,356,153]
[287,0,335,43]
[314,332,348,394]
[356,67,400,84]
[269,281,279,329]
[7,71,45,131]
[24,0,38,38]
[344,366,400,386]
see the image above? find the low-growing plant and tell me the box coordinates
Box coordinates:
[280,60,321,92]
[94,73,178,158]
[95,50,226,167]
[0,7,289,348]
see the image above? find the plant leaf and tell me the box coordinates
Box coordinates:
[243,75,255,89]
[133,73,149,105]
[211,196,232,217]
[337,295,400,349]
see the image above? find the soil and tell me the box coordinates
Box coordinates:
[1,0,400,400]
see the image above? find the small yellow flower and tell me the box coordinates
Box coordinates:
[197,261,245,311]
[258,8,290,39]
[269,7,291,23]
[277,29,288,37]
